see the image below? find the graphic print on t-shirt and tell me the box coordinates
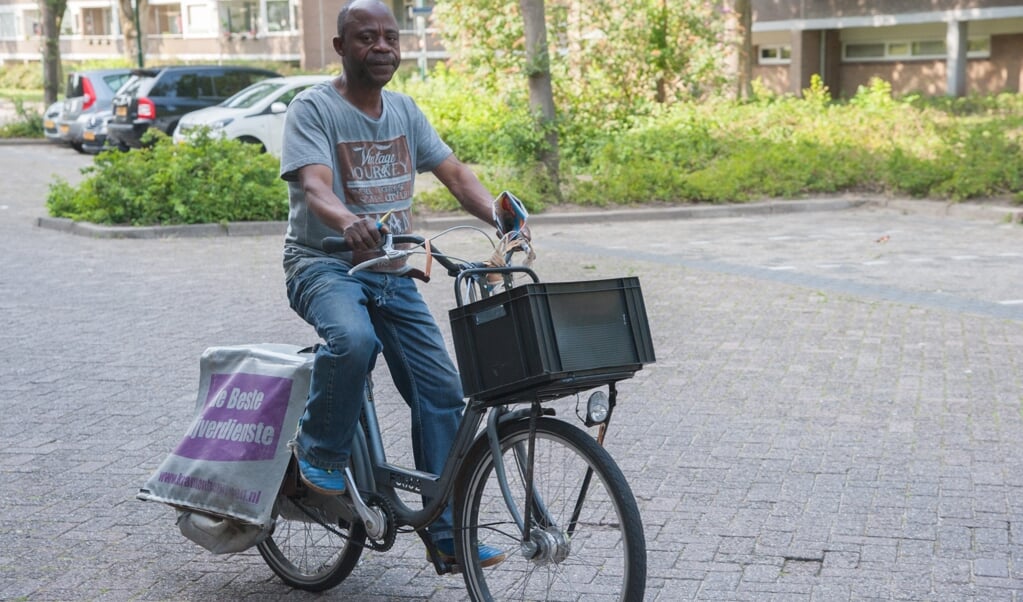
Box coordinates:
[336,135,414,269]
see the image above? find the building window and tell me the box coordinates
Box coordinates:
[81,7,113,36]
[184,3,217,35]
[265,0,295,32]
[758,45,791,65]
[843,37,991,62]
[0,12,15,39]
[151,4,182,34]
[968,37,991,55]
[220,0,258,35]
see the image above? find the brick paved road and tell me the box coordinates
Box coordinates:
[1,143,1022,601]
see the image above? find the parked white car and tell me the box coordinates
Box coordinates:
[172,74,331,157]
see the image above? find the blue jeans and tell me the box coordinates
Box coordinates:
[286,258,464,541]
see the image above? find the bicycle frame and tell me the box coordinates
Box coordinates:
[300,234,622,574]
[350,380,570,567]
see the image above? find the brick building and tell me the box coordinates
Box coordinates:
[2,0,1021,97]
[752,1,1023,97]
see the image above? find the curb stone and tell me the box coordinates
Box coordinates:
[873,197,1023,224]
[35,198,868,239]
[32,197,1022,239]
[36,216,286,238]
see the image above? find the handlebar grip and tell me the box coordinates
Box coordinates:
[321,234,427,254]
[322,236,350,253]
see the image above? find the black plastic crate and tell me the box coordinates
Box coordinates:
[449,277,655,403]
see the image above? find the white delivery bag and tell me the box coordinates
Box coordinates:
[138,344,313,553]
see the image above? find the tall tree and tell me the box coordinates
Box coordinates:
[435,0,722,114]
[732,0,753,100]
[40,0,66,105]
[117,0,147,66]
[519,0,561,199]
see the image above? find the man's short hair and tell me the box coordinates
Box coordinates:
[337,0,389,37]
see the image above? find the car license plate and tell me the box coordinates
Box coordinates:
[44,120,54,128]
[59,124,70,134]
[84,131,96,141]
[116,106,127,116]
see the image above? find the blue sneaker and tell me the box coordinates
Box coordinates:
[433,538,507,568]
[296,457,346,495]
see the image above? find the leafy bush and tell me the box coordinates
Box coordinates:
[0,63,45,91]
[558,80,1022,205]
[46,129,288,225]
[394,66,546,166]
[416,164,554,214]
[41,62,1023,224]
[0,97,43,138]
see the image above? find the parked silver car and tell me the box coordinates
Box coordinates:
[42,101,65,145]
[79,110,115,155]
[55,68,133,153]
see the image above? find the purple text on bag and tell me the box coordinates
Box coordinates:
[174,372,294,462]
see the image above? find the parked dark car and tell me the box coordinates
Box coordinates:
[107,65,281,149]
[56,68,133,153]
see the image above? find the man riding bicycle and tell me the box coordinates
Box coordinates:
[279,0,508,567]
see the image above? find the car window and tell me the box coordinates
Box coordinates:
[194,74,220,99]
[215,71,267,98]
[275,85,311,107]
[103,73,132,93]
[221,82,286,108]
[150,72,183,97]
[176,74,203,98]
[116,74,148,97]
[65,73,83,98]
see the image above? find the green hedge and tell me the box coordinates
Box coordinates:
[46,130,288,225]
[41,72,1023,226]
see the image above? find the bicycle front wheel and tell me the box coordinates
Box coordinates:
[453,417,646,601]
[256,493,366,592]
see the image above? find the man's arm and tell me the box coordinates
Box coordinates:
[297,164,382,250]
[432,155,495,226]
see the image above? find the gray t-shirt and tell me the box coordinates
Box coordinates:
[280,81,451,275]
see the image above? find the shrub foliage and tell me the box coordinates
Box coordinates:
[42,71,1023,226]
[46,130,288,225]
[412,74,1023,208]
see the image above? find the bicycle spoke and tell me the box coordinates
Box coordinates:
[455,418,645,601]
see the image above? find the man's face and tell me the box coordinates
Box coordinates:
[334,1,401,88]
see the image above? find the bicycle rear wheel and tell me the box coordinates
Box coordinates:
[257,493,366,592]
[453,417,646,601]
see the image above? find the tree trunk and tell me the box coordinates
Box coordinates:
[40,0,65,105]
[117,0,146,66]
[519,0,562,201]
[734,0,753,100]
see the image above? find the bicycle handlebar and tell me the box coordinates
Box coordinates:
[321,233,538,303]
[322,234,463,275]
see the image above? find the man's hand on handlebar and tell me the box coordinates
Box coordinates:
[341,216,388,252]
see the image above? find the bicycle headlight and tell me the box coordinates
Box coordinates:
[585,390,610,426]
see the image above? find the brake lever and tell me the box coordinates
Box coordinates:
[347,233,409,275]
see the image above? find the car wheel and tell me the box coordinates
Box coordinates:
[238,136,267,154]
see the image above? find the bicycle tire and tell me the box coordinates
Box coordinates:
[257,493,366,592]
[453,417,646,601]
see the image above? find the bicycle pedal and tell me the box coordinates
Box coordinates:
[426,551,461,575]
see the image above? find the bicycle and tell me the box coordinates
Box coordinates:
[256,226,654,600]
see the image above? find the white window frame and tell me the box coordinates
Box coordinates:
[843,36,991,62]
[182,2,217,37]
[0,11,17,39]
[758,44,791,65]
[262,0,297,35]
